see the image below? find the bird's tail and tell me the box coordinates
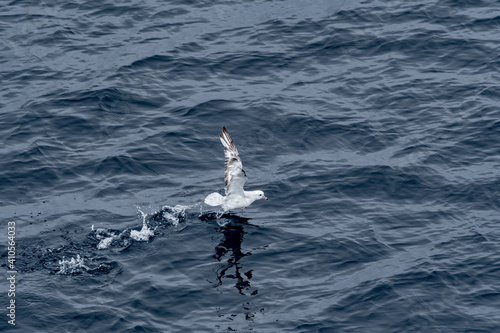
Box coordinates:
[204,192,224,206]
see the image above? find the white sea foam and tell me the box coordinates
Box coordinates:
[161,204,190,225]
[58,255,88,274]
[92,205,191,249]
[97,236,114,250]
[129,227,154,241]
[130,208,154,241]
[93,227,122,250]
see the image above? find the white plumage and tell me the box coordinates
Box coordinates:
[204,127,267,211]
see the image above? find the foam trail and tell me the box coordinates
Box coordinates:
[92,204,194,250]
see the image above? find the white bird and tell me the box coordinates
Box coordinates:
[204,127,267,212]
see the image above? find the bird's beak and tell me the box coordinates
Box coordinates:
[264,197,268,200]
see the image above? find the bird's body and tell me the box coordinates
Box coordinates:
[204,127,267,212]
[205,190,265,211]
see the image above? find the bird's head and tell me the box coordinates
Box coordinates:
[255,190,268,201]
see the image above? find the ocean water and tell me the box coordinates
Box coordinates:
[1,0,500,332]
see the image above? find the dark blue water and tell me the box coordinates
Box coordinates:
[1,0,500,332]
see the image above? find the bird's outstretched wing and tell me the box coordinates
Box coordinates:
[219,127,247,196]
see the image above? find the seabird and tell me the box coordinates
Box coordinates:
[204,127,267,211]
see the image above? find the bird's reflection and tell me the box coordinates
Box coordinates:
[201,213,258,295]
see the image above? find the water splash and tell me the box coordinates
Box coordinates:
[161,204,190,225]
[97,236,114,250]
[92,204,192,250]
[58,255,89,275]
[130,209,155,241]
[94,227,129,250]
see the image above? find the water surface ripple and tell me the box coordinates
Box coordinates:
[1,0,499,332]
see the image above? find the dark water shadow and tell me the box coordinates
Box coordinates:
[201,213,259,295]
